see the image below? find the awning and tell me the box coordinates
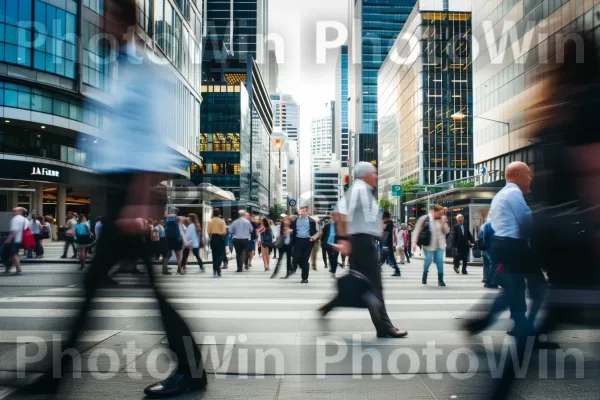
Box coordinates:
[404,187,500,205]
[164,183,236,204]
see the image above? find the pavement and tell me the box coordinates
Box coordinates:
[0,254,598,399]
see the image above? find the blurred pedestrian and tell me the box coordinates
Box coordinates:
[322,163,407,338]
[61,211,77,259]
[3,207,27,274]
[73,214,94,270]
[291,206,319,283]
[397,223,410,264]
[381,212,400,277]
[322,215,339,278]
[271,216,293,278]
[413,205,450,286]
[230,210,253,272]
[310,217,322,270]
[182,213,204,273]
[451,214,474,275]
[245,213,258,269]
[208,208,227,277]
[260,218,274,271]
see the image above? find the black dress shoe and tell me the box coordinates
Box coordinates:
[301,279,308,283]
[462,271,468,275]
[391,271,401,277]
[376,329,408,338]
[162,270,172,275]
[453,266,459,274]
[144,371,207,398]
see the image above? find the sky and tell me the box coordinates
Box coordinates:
[269,0,349,195]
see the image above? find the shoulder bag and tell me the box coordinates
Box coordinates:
[416,216,432,247]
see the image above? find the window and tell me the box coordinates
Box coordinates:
[83,0,104,15]
[82,21,112,90]
[136,0,150,33]
[0,0,32,67]
[0,80,100,126]
[33,1,76,78]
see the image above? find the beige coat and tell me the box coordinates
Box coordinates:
[413,214,450,251]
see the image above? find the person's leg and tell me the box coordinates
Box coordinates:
[526,271,547,327]
[483,252,490,284]
[322,246,328,268]
[192,247,204,270]
[180,248,189,273]
[462,251,469,274]
[398,248,405,264]
[341,254,346,267]
[435,248,446,286]
[285,244,293,276]
[404,247,411,263]
[301,241,311,281]
[328,247,338,275]
[423,250,433,284]
[10,244,22,273]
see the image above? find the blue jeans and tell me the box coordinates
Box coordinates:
[423,249,444,274]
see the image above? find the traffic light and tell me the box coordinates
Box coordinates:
[343,174,350,192]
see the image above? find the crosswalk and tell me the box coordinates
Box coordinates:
[0,258,598,384]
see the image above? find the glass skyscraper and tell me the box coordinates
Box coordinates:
[378,2,473,197]
[335,46,349,168]
[349,0,416,164]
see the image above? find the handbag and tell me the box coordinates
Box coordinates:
[273,235,285,249]
[21,219,36,250]
[416,216,432,247]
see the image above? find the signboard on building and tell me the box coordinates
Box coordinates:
[392,184,402,197]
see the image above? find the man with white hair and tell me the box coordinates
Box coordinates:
[230,210,254,272]
[322,162,408,338]
[451,213,474,274]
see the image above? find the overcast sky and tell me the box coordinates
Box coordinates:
[269,0,348,194]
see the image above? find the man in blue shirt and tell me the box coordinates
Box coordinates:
[290,206,318,283]
[229,210,254,272]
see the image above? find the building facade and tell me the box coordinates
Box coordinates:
[270,93,300,202]
[312,168,341,215]
[348,0,417,165]
[335,45,350,169]
[311,112,333,159]
[378,1,473,198]
[472,0,600,185]
[0,0,203,226]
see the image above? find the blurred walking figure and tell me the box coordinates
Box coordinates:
[245,213,258,268]
[413,205,450,286]
[321,162,408,338]
[27,211,42,258]
[260,218,274,271]
[310,217,322,270]
[291,206,319,283]
[27,2,207,396]
[381,212,401,277]
[322,214,340,278]
[61,211,77,259]
[223,218,233,268]
[3,207,28,274]
[271,216,293,278]
[182,213,204,273]
[397,223,410,264]
[73,214,94,270]
[208,208,227,277]
[451,214,474,275]
[230,210,253,272]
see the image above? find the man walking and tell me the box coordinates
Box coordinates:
[291,206,318,283]
[382,212,401,277]
[4,207,27,274]
[230,210,253,272]
[61,211,77,259]
[451,214,474,275]
[322,163,407,338]
[208,208,227,277]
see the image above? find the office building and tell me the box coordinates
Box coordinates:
[348,0,417,165]
[200,0,274,214]
[270,93,300,201]
[473,0,600,185]
[311,111,334,160]
[335,45,350,169]
[268,49,279,94]
[378,0,473,198]
[0,0,203,225]
[312,168,341,215]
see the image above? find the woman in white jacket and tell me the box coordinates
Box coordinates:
[412,204,450,286]
[181,213,204,273]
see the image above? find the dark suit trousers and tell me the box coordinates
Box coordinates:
[293,238,313,280]
[59,173,203,379]
[232,238,249,271]
[453,247,470,272]
[210,234,225,274]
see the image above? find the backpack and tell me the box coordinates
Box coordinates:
[165,218,182,245]
[416,216,432,247]
[261,229,274,247]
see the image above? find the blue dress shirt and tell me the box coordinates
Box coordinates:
[295,216,311,238]
[489,183,532,239]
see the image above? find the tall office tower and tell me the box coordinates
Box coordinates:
[201,0,274,214]
[378,0,473,198]
[0,0,203,223]
[203,0,269,78]
[472,0,600,185]
[311,108,334,163]
[348,0,417,165]
[335,46,350,169]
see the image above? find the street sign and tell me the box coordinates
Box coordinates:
[392,184,403,197]
[480,166,488,175]
[288,199,297,207]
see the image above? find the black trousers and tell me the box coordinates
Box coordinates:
[321,246,328,266]
[182,247,203,268]
[453,247,469,272]
[210,234,225,274]
[232,238,249,271]
[272,244,292,277]
[322,234,395,334]
[58,173,203,380]
[62,237,75,257]
[293,238,313,281]
[326,244,339,273]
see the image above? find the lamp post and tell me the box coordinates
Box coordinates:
[451,111,510,147]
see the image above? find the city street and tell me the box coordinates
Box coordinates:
[0,256,598,399]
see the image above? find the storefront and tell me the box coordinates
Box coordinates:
[0,157,106,231]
